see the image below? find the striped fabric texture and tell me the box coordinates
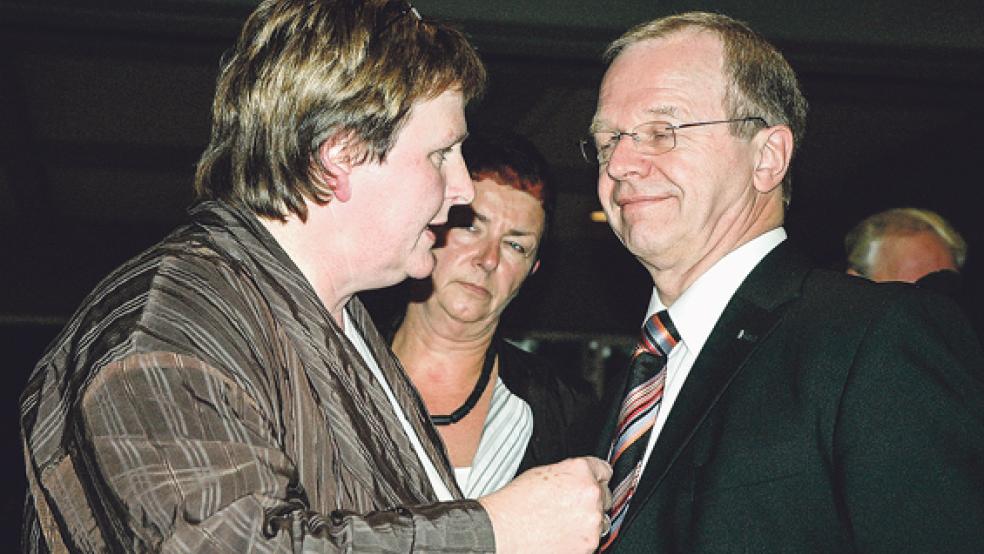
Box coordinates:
[19,201,495,552]
[457,378,534,498]
[602,310,680,551]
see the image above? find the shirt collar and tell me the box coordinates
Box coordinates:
[646,228,787,355]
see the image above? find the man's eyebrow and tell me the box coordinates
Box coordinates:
[589,105,679,133]
[644,105,678,118]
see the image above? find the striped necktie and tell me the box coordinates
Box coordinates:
[601,310,680,551]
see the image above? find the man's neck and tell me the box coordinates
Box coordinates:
[647,211,783,307]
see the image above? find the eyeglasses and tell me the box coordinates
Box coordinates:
[578,117,768,165]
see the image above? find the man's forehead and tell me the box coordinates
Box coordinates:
[591,104,680,131]
[618,28,723,61]
[595,33,727,123]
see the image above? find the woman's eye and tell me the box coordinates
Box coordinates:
[506,241,528,255]
[432,147,454,167]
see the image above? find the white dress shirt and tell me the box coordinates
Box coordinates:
[638,228,787,471]
[343,308,455,501]
[454,378,533,498]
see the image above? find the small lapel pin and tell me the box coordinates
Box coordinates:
[736,329,758,342]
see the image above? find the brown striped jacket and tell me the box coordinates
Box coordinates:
[20,201,494,552]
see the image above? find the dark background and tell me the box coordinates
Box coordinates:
[2,0,983,547]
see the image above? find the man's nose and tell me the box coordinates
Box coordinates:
[605,135,647,181]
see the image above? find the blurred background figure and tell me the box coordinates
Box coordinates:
[844,207,967,283]
[845,206,980,338]
[391,130,595,498]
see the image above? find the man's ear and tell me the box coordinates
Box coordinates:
[530,259,541,276]
[752,125,793,194]
[316,138,354,203]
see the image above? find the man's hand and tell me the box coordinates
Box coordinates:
[478,456,612,553]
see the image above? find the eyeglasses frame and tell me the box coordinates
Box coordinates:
[579,116,768,165]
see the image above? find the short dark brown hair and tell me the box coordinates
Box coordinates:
[195,0,487,220]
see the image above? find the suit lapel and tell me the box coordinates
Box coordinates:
[619,242,812,532]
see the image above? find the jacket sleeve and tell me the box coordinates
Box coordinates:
[71,351,495,553]
[834,290,984,553]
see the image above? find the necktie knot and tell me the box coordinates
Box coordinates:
[637,310,680,358]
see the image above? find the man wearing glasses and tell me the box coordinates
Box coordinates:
[20,0,609,551]
[586,12,984,553]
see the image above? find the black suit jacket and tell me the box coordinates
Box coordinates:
[601,243,984,553]
[496,338,597,473]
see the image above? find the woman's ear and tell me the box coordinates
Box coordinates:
[316,138,353,202]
